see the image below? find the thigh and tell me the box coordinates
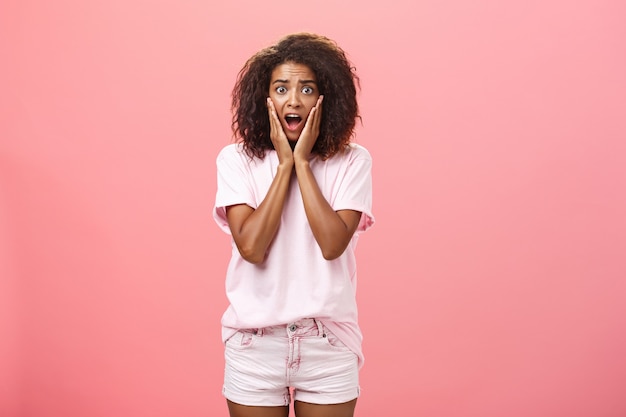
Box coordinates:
[294,398,357,417]
[291,325,359,405]
[224,329,291,407]
[227,400,289,417]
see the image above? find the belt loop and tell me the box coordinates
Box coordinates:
[315,319,324,337]
[256,327,263,336]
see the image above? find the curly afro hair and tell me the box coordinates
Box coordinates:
[231,32,361,160]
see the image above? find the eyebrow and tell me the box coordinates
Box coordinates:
[272,79,317,85]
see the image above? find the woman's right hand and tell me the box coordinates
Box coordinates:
[267,97,294,167]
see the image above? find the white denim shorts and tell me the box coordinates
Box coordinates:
[223,318,359,406]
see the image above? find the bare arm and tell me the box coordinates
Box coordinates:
[226,99,295,264]
[295,159,362,260]
[293,96,362,260]
[226,164,292,264]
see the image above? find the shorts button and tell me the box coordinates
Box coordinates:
[289,324,297,332]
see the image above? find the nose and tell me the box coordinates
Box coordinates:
[287,90,301,108]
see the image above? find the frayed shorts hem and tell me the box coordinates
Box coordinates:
[223,387,360,407]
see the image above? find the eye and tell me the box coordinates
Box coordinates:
[275,86,287,94]
[302,86,314,94]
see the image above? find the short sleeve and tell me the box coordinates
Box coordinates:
[332,146,375,232]
[212,145,257,234]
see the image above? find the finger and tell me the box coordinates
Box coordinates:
[311,95,323,132]
[308,96,323,125]
[295,105,321,157]
[317,95,323,114]
[301,107,316,136]
[308,96,323,126]
[267,98,281,138]
[267,98,291,157]
[267,98,276,124]
[303,97,322,136]
[267,98,279,122]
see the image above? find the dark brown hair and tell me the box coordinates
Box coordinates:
[231,32,360,159]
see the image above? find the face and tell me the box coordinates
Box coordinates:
[268,62,320,141]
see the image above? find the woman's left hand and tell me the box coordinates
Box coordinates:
[294,95,323,162]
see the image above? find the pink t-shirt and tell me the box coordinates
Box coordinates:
[213,142,374,367]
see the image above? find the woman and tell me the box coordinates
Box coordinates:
[213,32,374,417]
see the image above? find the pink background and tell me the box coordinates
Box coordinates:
[2,0,625,416]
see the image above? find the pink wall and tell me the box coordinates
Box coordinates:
[1,190,20,417]
[2,1,625,416]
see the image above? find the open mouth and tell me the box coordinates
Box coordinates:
[284,114,302,130]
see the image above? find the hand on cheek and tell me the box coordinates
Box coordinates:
[294,95,323,161]
[267,97,294,166]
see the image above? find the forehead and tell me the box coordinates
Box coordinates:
[270,62,317,81]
